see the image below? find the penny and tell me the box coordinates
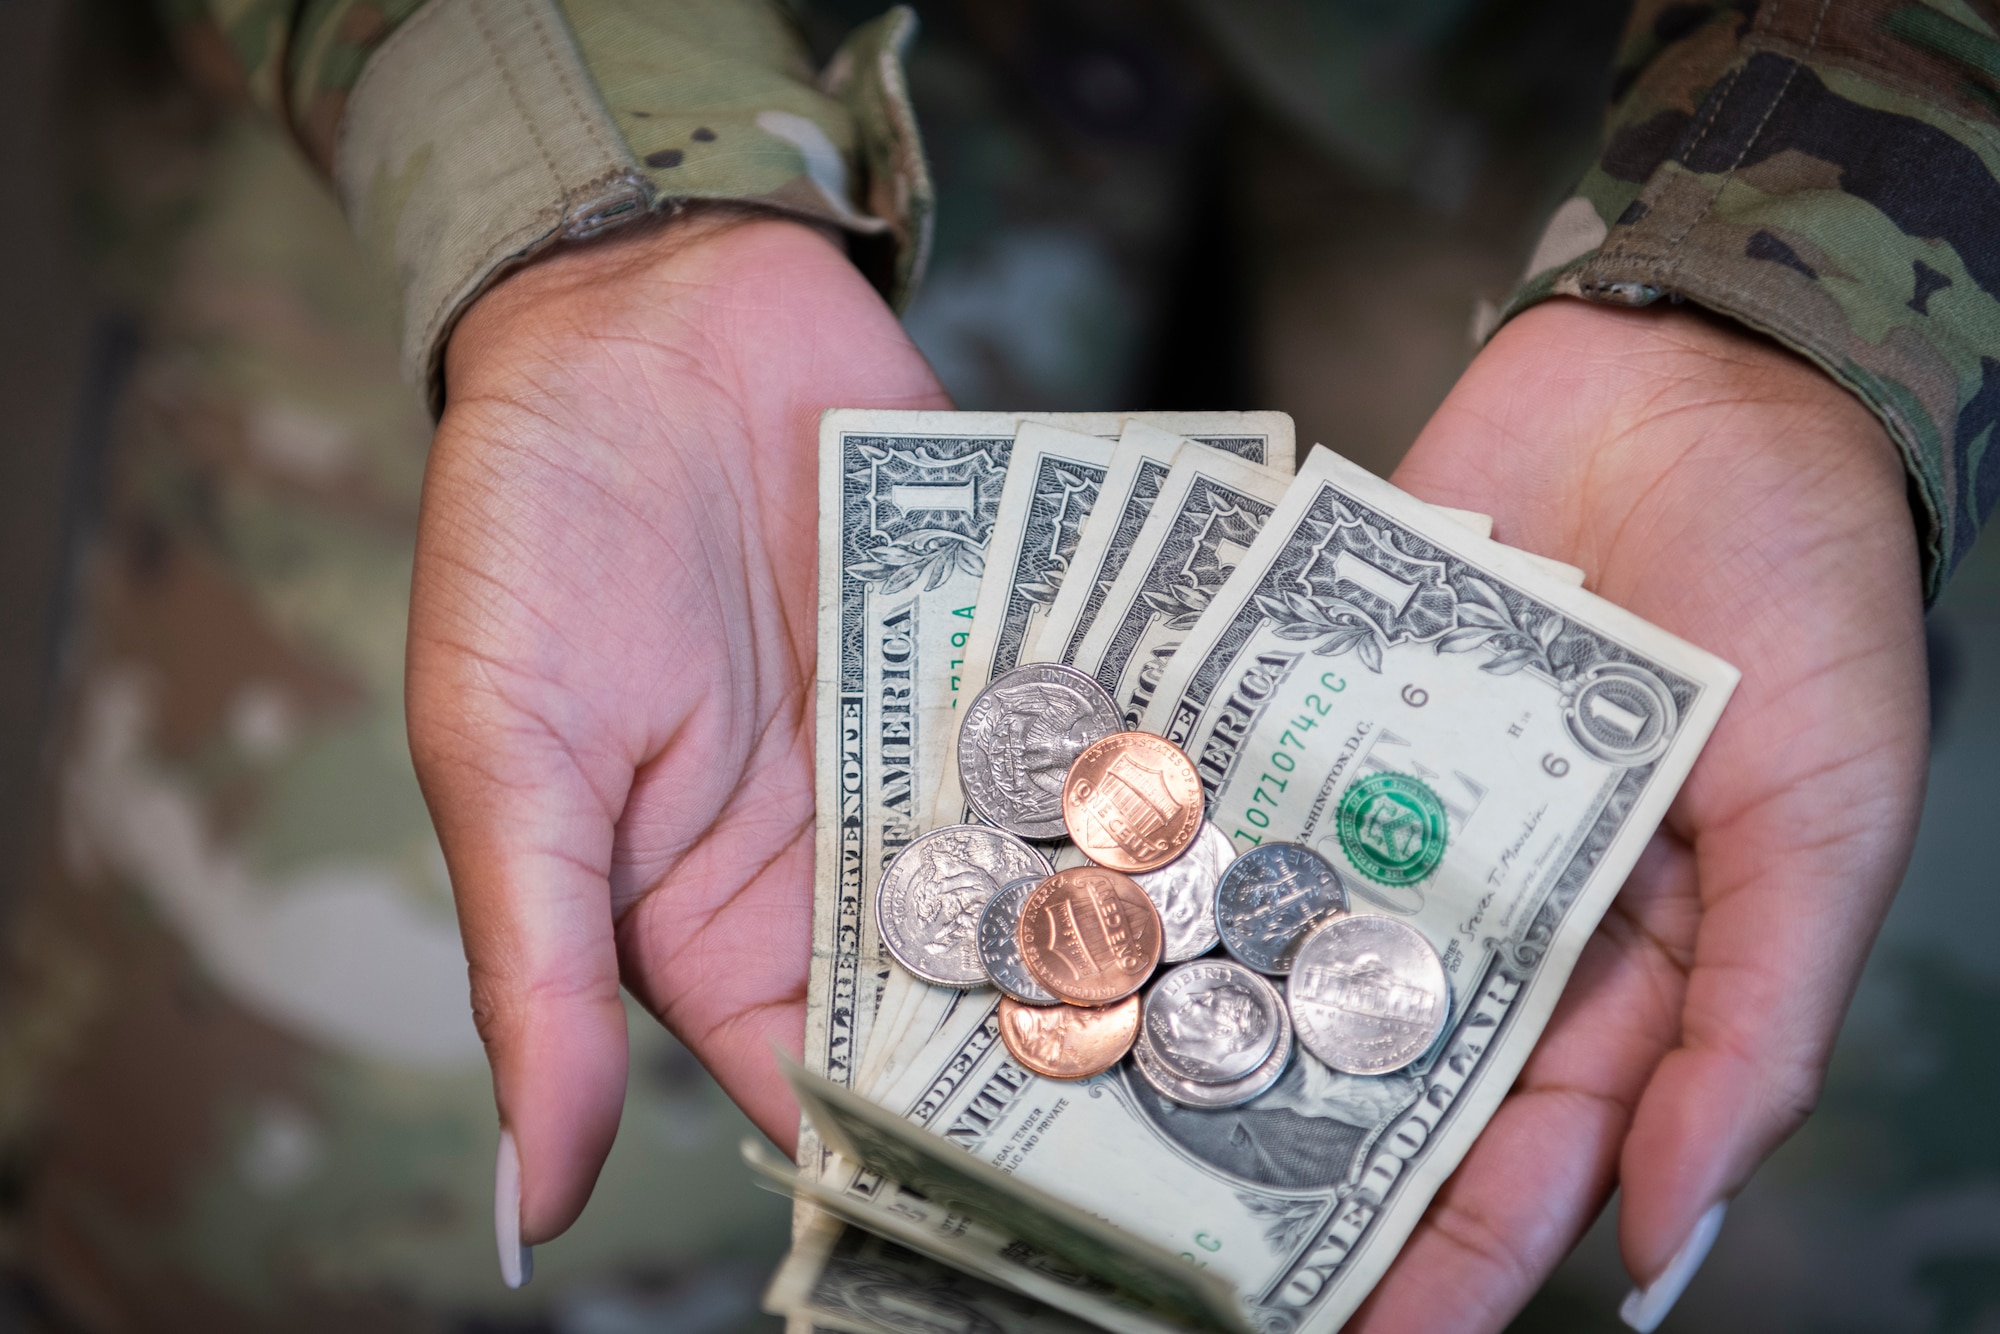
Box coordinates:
[1214,842,1348,975]
[876,825,1051,988]
[977,877,1059,1005]
[1141,960,1284,1084]
[1133,820,1232,962]
[1286,914,1449,1076]
[958,664,1122,839]
[1131,994,1292,1109]
[1017,866,1164,1005]
[998,994,1140,1080]
[1061,732,1205,873]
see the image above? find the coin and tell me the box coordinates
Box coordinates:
[1214,842,1348,975]
[1141,960,1283,1083]
[1017,866,1164,1004]
[958,664,1122,839]
[1061,732,1205,873]
[977,877,1059,1005]
[998,994,1140,1079]
[876,825,1051,988]
[1130,992,1292,1109]
[1286,914,1449,1076]
[1133,820,1231,962]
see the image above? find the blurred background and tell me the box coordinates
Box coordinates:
[0,0,1993,1329]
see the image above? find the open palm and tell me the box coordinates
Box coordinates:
[407,216,947,1245]
[414,219,1930,1326]
[1352,300,1929,1329]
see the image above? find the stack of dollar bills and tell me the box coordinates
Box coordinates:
[752,411,1739,1334]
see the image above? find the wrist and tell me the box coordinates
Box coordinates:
[443,209,850,406]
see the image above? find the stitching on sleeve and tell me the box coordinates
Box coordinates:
[466,0,565,194]
[522,0,622,168]
[1657,0,1835,280]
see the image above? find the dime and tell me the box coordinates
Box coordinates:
[977,877,1059,1005]
[1133,820,1231,962]
[1017,866,1164,1005]
[998,994,1140,1079]
[1130,994,1292,1109]
[1141,960,1283,1083]
[876,826,1051,988]
[1061,732,1204,873]
[958,664,1122,839]
[1286,914,1449,1076]
[1214,842,1348,975]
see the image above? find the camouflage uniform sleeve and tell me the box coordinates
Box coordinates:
[173,0,931,411]
[1502,0,2000,600]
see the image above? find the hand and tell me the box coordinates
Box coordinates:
[1353,300,1929,1330]
[407,214,947,1249]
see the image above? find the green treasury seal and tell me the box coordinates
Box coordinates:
[1335,773,1448,886]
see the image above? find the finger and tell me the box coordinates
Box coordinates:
[610,637,818,1152]
[406,475,631,1248]
[1349,833,1697,1333]
[1615,579,1928,1286]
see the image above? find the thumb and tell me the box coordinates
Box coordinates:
[408,634,630,1258]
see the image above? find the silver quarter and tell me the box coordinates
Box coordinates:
[1133,821,1231,962]
[1214,842,1348,975]
[877,825,1051,988]
[977,877,1059,1005]
[1131,995,1292,1109]
[1286,914,1449,1076]
[957,664,1121,839]
[1141,960,1283,1083]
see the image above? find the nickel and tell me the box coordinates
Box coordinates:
[1286,914,1449,1076]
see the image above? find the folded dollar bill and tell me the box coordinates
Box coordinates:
[794,416,1736,1334]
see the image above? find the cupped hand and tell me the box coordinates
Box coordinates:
[407,214,947,1248]
[1353,300,1929,1330]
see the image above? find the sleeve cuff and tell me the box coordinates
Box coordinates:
[333,0,931,413]
[1497,11,2000,603]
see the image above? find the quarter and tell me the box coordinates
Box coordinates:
[1061,732,1205,873]
[977,877,1059,1005]
[998,994,1140,1079]
[1286,914,1449,1076]
[1141,960,1283,1083]
[958,664,1122,839]
[1133,820,1231,962]
[1214,842,1348,975]
[1017,866,1164,1005]
[876,825,1051,988]
[1130,997,1292,1109]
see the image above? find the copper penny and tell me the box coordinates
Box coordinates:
[1017,866,1164,1005]
[997,994,1140,1079]
[1061,732,1204,873]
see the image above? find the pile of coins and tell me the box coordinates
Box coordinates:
[877,663,1451,1107]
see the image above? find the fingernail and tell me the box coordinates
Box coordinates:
[1618,1201,1725,1331]
[495,1128,534,1289]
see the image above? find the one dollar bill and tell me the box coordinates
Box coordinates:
[799,445,1736,1334]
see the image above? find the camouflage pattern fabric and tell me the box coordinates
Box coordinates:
[169,0,928,409]
[0,103,791,1328]
[1501,0,2000,601]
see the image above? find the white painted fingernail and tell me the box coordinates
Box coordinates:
[495,1128,534,1289]
[1619,1201,1725,1331]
